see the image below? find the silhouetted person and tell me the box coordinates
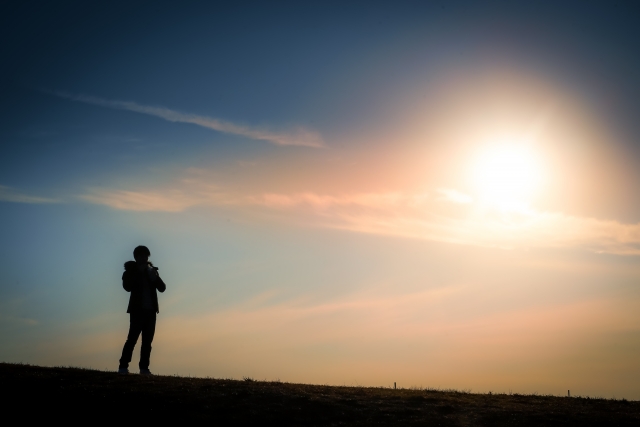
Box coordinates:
[118,245,166,375]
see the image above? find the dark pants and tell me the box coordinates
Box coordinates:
[119,311,157,370]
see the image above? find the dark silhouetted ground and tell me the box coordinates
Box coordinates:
[2,363,638,425]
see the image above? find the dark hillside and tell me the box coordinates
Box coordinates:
[2,363,638,426]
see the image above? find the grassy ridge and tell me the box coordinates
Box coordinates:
[2,363,638,425]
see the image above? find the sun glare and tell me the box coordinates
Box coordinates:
[472,143,542,210]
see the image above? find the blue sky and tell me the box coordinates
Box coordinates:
[2,1,640,397]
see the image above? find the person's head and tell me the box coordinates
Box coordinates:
[133,245,151,264]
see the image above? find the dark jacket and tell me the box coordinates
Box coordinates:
[122,261,167,313]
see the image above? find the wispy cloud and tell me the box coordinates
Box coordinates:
[79,185,426,213]
[0,185,60,204]
[328,204,640,255]
[0,314,39,326]
[79,189,201,212]
[52,91,325,148]
[78,177,640,255]
[437,188,473,204]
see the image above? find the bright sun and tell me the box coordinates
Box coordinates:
[472,144,542,209]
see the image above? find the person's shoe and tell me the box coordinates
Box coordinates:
[118,368,129,375]
[140,369,153,376]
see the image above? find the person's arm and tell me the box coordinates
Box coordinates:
[155,274,166,293]
[147,266,166,293]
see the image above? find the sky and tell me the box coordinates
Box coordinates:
[2,0,640,398]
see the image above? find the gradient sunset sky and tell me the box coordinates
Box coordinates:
[2,1,640,398]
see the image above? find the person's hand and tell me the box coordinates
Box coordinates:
[147,266,158,281]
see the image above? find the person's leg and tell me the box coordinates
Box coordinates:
[139,311,157,370]
[119,313,143,369]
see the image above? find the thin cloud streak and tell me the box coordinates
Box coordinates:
[0,185,60,204]
[79,182,640,255]
[79,189,201,212]
[437,188,473,204]
[52,91,325,148]
[79,187,427,212]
